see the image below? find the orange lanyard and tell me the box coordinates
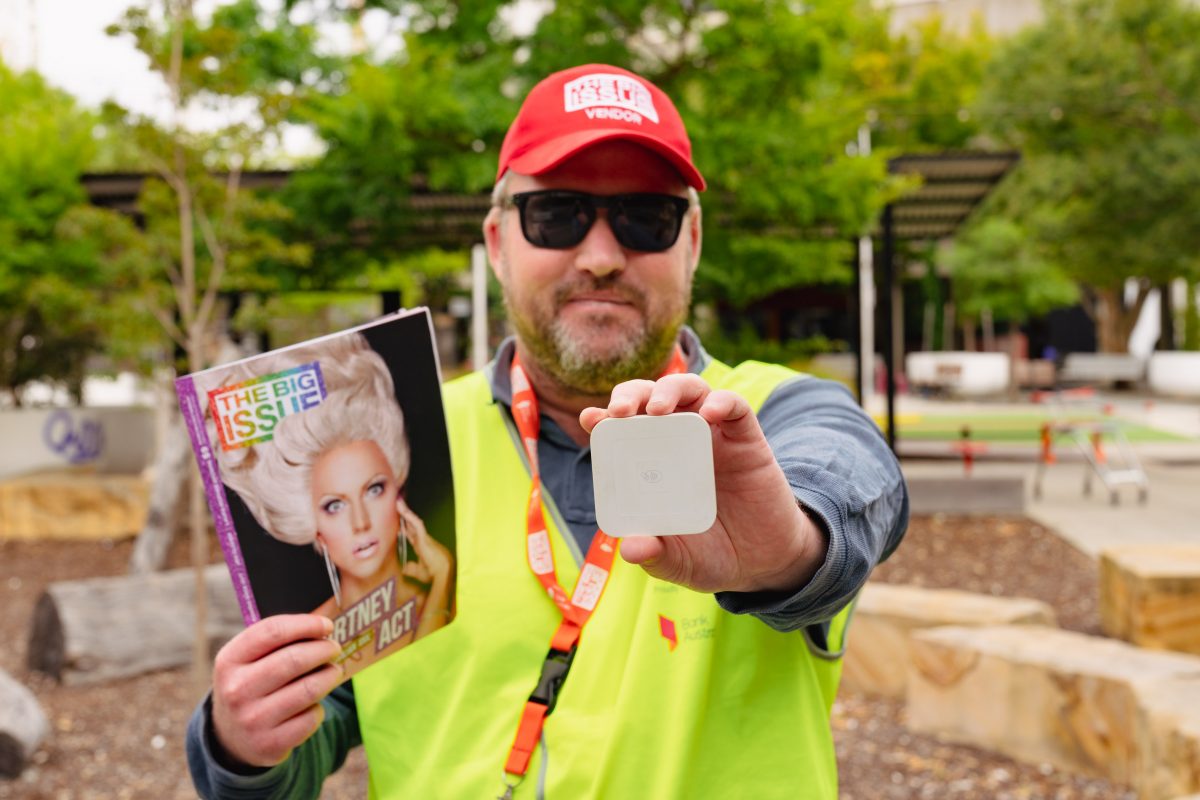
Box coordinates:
[503,346,688,781]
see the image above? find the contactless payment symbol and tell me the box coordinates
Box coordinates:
[658,614,678,652]
[638,460,665,488]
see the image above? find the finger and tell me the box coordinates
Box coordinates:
[252,662,345,731]
[605,379,657,417]
[396,498,427,534]
[402,562,431,581]
[225,699,327,769]
[645,374,710,416]
[264,702,327,764]
[697,390,760,441]
[223,638,343,706]
[219,614,334,667]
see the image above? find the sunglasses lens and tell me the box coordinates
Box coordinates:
[521,194,593,249]
[611,196,685,252]
[514,192,687,252]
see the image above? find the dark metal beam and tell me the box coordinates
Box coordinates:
[881,204,897,453]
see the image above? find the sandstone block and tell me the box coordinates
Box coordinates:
[842,583,1056,697]
[1101,545,1200,655]
[0,470,148,540]
[907,625,1200,785]
[1134,678,1200,800]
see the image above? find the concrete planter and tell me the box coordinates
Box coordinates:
[906,351,1010,397]
[1147,352,1200,398]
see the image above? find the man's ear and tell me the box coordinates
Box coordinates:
[483,206,505,281]
[686,204,702,277]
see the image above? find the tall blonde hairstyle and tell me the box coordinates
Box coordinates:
[196,333,410,547]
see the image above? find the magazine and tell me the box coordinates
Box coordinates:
[176,308,456,677]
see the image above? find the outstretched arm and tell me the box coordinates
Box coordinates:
[716,377,908,631]
[580,373,829,595]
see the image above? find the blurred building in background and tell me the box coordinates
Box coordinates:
[880,0,1043,35]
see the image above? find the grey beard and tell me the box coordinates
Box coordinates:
[547,317,680,396]
[508,301,682,397]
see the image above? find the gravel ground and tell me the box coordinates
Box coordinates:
[0,515,1133,799]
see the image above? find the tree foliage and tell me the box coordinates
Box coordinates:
[940,217,1078,324]
[281,40,504,284]
[0,63,156,404]
[106,0,319,370]
[978,0,1200,351]
[277,0,907,308]
[860,14,994,151]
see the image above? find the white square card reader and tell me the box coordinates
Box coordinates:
[590,412,716,537]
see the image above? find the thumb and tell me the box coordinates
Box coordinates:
[619,536,674,581]
[579,407,608,435]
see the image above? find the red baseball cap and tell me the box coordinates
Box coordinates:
[497,64,706,191]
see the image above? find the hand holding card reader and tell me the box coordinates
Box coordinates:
[591,412,717,536]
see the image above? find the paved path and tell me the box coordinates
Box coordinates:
[891,391,1200,558]
[901,458,1200,557]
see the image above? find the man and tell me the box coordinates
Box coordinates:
[187,63,907,799]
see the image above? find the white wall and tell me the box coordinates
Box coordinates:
[0,406,155,480]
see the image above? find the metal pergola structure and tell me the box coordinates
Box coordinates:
[864,151,1022,451]
[83,153,1021,449]
[81,171,494,253]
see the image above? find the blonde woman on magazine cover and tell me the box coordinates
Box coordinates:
[208,333,454,673]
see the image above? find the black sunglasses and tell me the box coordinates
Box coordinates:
[506,190,691,253]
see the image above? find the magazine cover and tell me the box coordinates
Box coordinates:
[176,308,456,677]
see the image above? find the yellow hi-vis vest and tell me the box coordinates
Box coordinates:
[353,358,852,799]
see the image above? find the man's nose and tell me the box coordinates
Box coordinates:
[573,212,626,278]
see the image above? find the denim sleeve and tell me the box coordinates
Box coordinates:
[715,377,909,632]
[186,681,361,800]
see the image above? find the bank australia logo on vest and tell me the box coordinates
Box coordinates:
[563,73,660,125]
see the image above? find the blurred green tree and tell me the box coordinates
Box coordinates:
[106,1,318,602]
[277,0,909,309]
[979,0,1200,352]
[940,216,1078,341]
[106,0,323,377]
[0,63,157,405]
[861,14,994,151]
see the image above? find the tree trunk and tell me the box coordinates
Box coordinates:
[128,413,192,574]
[1094,287,1125,353]
[1093,282,1152,353]
[0,668,49,779]
[1158,282,1176,350]
[922,302,934,352]
[1185,280,1200,351]
[26,565,241,687]
[1008,322,1022,400]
